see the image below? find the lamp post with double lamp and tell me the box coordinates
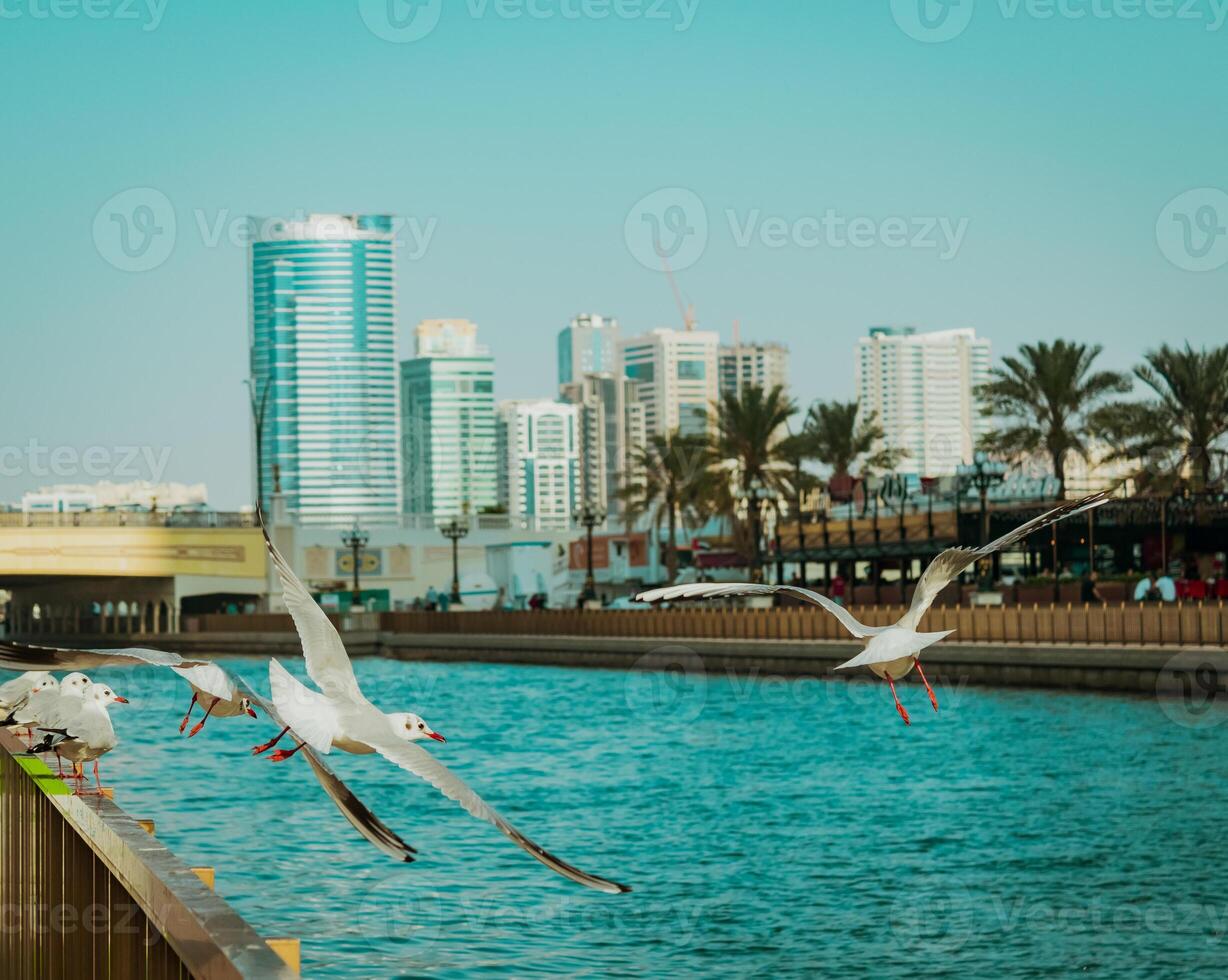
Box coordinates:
[340,521,369,611]
[573,500,606,603]
[956,452,1007,591]
[440,518,469,604]
[747,476,773,584]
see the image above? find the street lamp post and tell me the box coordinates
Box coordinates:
[747,476,772,584]
[573,500,606,602]
[340,521,369,611]
[956,452,1007,590]
[440,518,469,604]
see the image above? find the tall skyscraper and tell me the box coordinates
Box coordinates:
[560,373,645,517]
[855,326,991,477]
[496,400,580,531]
[400,319,498,518]
[249,213,400,526]
[719,340,789,399]
[557,314,619,388]
[619,328,719,438]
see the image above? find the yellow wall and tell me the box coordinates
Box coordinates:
[0,527,266,579]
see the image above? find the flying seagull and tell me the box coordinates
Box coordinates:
[636,491,1110,725]
[0,640,417,862]
[255,505,632,894]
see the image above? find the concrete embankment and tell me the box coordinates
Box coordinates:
[29,630,1228,697]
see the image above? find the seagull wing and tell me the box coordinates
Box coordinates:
[257,504,362,702]
[232,673,418,864]
[359,730,631,894]
[634,582,888,640]
[0,641,233,701]
[899,490,1111,630]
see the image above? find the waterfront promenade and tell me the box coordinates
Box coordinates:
[18,602,1227,698]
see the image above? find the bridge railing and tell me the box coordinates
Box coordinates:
[0,730,298,979]
[0,512,256,529]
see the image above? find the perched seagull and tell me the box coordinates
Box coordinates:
[2,673,60,733]
[28,682,126,793]
[40,672,102,730]
[256,507,632,894]
[636,491,1110,725]
[0,670,51,712]
[0,640,418,863]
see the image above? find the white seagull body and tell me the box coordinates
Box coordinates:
[0,671,50,712]
[29,682,127,792]
[637,491,1110,725]
[2,674,59,728]
[257,508,631,894]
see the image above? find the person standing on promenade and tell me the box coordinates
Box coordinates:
[1081,571,1105,604]
[830,571,847,607]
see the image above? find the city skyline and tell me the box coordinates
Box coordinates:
[3,3,1224,509]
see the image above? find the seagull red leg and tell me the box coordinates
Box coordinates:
[914,659,939,712]
[251,726,290,756]
[188,697,219,738]
[178,693,198,734]
[268,740,306,763]
[886,675,911,726]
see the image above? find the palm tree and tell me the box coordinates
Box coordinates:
[804,400,902,485]
[619,430,714,584]
[977,340,1130,494]
[713,385,797,580]
[771,429,823,586]
[1093,343,1228,491]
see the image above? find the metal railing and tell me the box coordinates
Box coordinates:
[0,730,297,979]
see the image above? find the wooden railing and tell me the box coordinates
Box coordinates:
[179,602,1228,647]
[373,603,1228,647]
[0,730,297,979]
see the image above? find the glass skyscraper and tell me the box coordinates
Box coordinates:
[557,314,619,388]
[400,320,498,519]
[249,214,401,526]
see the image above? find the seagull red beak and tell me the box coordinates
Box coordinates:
[246,706,258,718]
[113,696,129,704]
[428,731,446,742]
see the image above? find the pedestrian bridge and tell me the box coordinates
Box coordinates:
[0,513,266,635]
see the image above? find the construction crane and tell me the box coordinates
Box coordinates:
[658,247,696,331]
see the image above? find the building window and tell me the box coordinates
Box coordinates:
[677,360,706,381]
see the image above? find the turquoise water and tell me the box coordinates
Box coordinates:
[89,657,1227,979]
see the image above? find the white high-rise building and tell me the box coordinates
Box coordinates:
[400,319,498,519]
[719,341,789,399]
[855,326,991,477]
[496,400,581,531]
[560,373,645,517]
[557,314,620,388]
[619,328,719,439]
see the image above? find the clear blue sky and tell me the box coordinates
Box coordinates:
[2,0,1224,508]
